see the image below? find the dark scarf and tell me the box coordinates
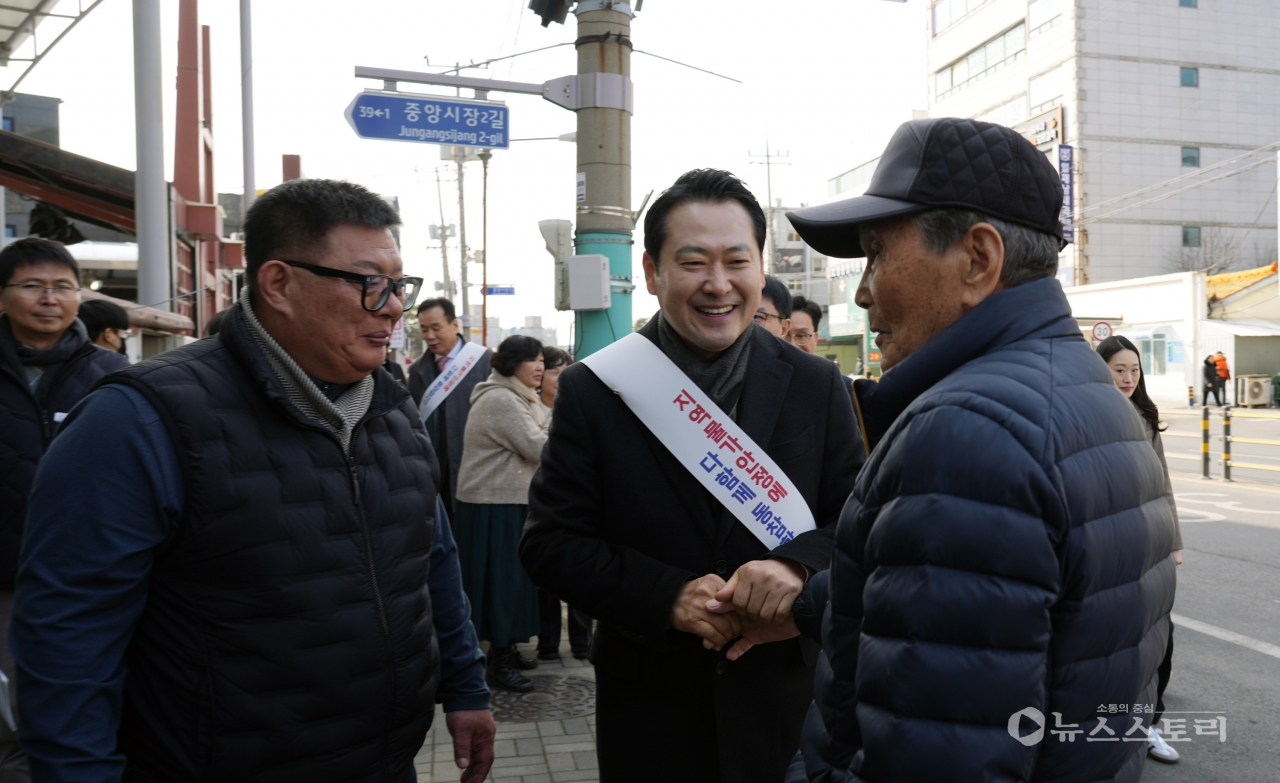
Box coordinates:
[653,311,754,414]
[0,316,89,401]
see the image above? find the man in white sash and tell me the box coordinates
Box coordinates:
[521,169,864,783]
[408,298,492,513]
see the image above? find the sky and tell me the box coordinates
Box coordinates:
[3,0,928,340]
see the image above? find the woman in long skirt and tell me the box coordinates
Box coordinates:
[454,335,547,692]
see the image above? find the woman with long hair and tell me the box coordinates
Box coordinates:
[1096,335,1183,765]
[454,335,548,693]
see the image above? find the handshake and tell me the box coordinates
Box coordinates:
[669,559,806,661]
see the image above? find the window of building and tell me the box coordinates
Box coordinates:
[829,157,880,197]
[977,95,1028,127]
[3,226,13,238]
[1,117,11,133]
[1029,63,1068,113]
[1140,329,1169,376]
[1182,147,1200,167]
[1029,0,1064,34]
[1179,0,1197,7]
[933,0,990,36]
[935,24,1026,99]
[1181,67,1199,87]
[1182,226,1201,247]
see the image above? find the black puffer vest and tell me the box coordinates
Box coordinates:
[0,317,127,587]
[103,307,440,783]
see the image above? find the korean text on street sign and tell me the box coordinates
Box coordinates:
[486,286,515,295]
[1058,144,1074,243]
[345,91,509,150]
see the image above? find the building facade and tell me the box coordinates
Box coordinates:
[924,0,1280,285]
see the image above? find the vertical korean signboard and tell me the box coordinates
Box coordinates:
[1057,144,1074,243]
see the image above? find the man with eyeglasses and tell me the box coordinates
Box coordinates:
[786,295,822,354]
[754,275,793,339]
[12,180,495,783]
[0,237,128,780]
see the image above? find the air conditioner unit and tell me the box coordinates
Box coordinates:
[1237,375,1273,408]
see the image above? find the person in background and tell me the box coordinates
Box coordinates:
[12,180,495,783]
[755,274,792,338]
[1098,335,1183,765]
[534,346,593,662]
[455,335,548,694]
[1202,355,1221,406]
[409,298,492,514]
[383,347,407,384]
[1214,351,1231,405]
[0,238,128,782]
[77,299,131,356]
[787,295,822,354]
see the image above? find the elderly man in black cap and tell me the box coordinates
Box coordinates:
[753,119,1176,782]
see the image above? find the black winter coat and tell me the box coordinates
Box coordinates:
[408,339,492,511]
[789,278,1176,783]
[522,321,865,783]
[102,306,440,782]
[0,317,127,587]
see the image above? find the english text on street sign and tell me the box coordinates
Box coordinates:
[345,91,510,150]
[486,285,515,295]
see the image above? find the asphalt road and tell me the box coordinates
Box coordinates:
[1141,472,1280,782]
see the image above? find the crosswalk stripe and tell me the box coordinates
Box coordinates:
[1171,613,1280,660]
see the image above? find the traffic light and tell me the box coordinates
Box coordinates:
[528,0,570,26]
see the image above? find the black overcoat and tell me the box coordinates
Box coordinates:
[521,321,865,783]
[408,337,492,511]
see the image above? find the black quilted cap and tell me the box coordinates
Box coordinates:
[787,118,1066,259]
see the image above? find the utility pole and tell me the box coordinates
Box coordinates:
[480,148,492,347]
[239,0,255,213]
[433,168,452,297]
[133,0,169,311]
[456,152,470,339]
[573,2,634,357]
[749,141,789,274]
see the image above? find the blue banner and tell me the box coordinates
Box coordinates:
[345,91,509,150]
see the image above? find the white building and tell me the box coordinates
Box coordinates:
[768,204,829,304]
[929,0,1280,285]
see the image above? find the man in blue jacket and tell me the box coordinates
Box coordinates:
[13,180,494,783]
[722,119,1176,782]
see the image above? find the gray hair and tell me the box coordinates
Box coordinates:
[910,209,1059,287]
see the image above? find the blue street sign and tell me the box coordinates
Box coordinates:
[486,286,515,295]
[345,91,509,149]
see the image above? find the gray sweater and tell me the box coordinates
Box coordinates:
[1145,418,1184,551]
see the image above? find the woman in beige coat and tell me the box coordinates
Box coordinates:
[454,335,547,693]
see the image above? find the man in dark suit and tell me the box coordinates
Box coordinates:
[521,169,864,783]
[408,298,491,513]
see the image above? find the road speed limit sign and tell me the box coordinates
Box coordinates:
[1091,321,1113,342]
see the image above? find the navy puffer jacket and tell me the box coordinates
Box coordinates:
[789,278,1176,783]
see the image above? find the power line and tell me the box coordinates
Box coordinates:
[1078,155,1277,226]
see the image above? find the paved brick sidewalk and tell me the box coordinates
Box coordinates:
[415,641,599,783]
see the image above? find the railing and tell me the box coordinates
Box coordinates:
[1222,406,1280,481]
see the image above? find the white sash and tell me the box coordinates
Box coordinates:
[418,340,489,422]
[581,333,816,550]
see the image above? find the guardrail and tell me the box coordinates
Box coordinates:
[1222,406,1280,481]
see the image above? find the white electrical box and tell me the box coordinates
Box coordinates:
[567,254,611,311]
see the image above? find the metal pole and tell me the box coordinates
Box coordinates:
[456,155,469,338]
[239,0,256,213]
[133,0,169,310]
[1222,405,1232,482]
[573,3,633,358]
[434,169,452,297]
[480,149,491,347]
[1201,405,1211,479]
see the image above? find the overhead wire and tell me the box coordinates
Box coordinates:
[1077,154,1278,226]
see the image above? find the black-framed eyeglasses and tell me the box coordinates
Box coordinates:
[279,260,423,312]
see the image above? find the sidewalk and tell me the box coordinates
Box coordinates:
[416,635,599,783]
